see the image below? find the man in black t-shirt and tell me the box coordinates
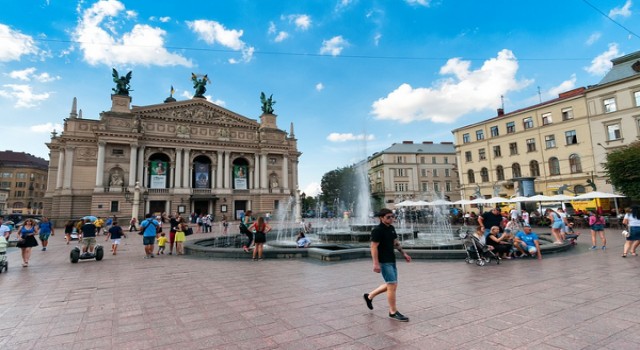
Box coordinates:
[363,208,412,322]
[478,207,504,237]
[80,219,97,255]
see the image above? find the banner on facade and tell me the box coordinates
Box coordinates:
[150,160,167,189]
[195,162,210,189]
[233,165,248,190]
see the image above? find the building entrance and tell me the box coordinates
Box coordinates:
[194,200,209,216]
[234,200,247,220]
[149,200,166,215]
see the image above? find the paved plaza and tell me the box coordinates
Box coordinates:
[1,227,639,349]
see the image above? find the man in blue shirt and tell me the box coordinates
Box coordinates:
[140,213,159,259]
[38,217,55,251]
[514,225,542,260]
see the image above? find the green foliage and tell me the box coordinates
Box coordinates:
[604,141,640,200]
[320,165,359,210]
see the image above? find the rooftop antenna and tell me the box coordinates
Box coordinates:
[537,86,542,103]
[500,95,504,110]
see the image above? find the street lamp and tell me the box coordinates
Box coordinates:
[300,192,306,216]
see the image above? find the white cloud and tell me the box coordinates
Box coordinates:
[187,19,254,63]
[315,82,324,91]
[159,16,171,23]
[0,84,51,108]
[373,33,382,46]
[609,0,633,18]
[327,133,375,142]
[302,182,321,197]
[320,36,348,56]
[586,32,601,46]
[268,22,276,34]
[275,31,289,42]
[335,0,354,12]
[405,0,431,6]
[371,49,530,124]
[125,10,137,19]
[179,90,225,106]
[73,0,192,67]
[31,122,63,133]
[547,74,577,97]
[8,67,60,82]
[285,14,312,30]
[0,24,39,62]
[585,43,619,75]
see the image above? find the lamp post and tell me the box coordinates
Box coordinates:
[300,192,306,217]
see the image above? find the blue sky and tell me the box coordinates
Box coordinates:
[1,0,639,196]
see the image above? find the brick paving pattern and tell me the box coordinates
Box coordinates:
[0,227,639,349]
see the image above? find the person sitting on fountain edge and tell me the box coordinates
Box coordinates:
[296,231,311,248]
[513,224,542,260]
[478,207,504,237]
[363,208,411,322]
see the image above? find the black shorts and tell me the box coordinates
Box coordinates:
[254,232,266,243]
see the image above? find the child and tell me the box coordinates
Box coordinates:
[157,232,167,255]
[222,215,229,235]
[105,220,126,255]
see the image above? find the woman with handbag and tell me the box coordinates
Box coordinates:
[248,216,271,260]
[622,205,640,257]
[16,219,39,267]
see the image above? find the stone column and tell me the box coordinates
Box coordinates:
[282,155,289,190]
[137,146,145,186]
[128,144,137,186]
[63,146,75,189]
[95,141,106,187]
[55,148,64,189]
[216,152,223,189]
[224,152,230,189]
[183,149,190,188]
[254,154,260,189]
[261,154,268,189]
[175,148,182,188]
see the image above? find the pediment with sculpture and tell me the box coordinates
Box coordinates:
[133,101,259,129]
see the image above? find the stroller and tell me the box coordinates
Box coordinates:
[459,229,500,266]
[0,235,8,273]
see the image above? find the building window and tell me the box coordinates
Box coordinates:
[432,169,439,177]
[512,163,521,178]
[0,181,10,189]
[15,191,25,197]
[496,166,505,181]
[506,121,516,133]
[421,169,427,177]
[476,130,484,140]
[493,145,502,157]
[432,156,437,164]
[465,151,472,162]
[509,142,518,155]
[569,154,582,173]
[377,171,382,179]
[1,173,12,178]
[433,182,440,192]
[468,170,475,184]
[565,130,578,145]
[395,168,405,177]
[394,183,408,192]
[16,173,27,179]
[444,157,449,164]
[523,117,534,129]
[545,135,556,149]
[635,91,640,107]
[445,181,452,192]
[479,148,486,160]
[110,201,119,212]
[463,133,470,143]
[112,148,124,155]
[549,157,560,175]
[15,182,26,188]
[396,156,404,163]
[420,157,425,164]
[530,160,540,177]
[445,169,450,177]
[422,182,429,192]
[526,138,536,152]
[562,108,573,121]
[606,123,622,140]
[480,167,489,182]
[542,113,552,125]
[604,97,617,113]
[490,126,499,137]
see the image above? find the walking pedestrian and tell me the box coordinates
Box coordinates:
[38,217,54,251]
[588,211,606,250]
[105,220,125,255]
[16,219,39,267]
[622,205,640,257]
[363,208,411,322]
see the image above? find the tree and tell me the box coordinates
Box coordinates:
[603,141,640,200]
[320,165,359,213]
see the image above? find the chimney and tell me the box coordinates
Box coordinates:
[422,141,433,144]
[440,141,453,144]
[402,141,413,144]
[497,108,504,116]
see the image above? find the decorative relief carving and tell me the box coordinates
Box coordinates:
[176,124,191,139]
[218,127,230,139]
[110,118,131,128]
[80,123,88,131]
[77,147,97,160]
[158,124,166,132]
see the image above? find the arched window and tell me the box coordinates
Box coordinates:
[529,160,540,177]
[569,154,582,173]
[496,165,505,181]
[512,163,521,178]
[467,169,475,184]
[549,157,560,176]
[480,167,489,182]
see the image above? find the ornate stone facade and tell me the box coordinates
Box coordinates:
[45,93,300,223]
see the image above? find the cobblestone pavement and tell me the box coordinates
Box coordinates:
[1,227,639,350]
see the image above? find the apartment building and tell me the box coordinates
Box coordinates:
[0,151,49,214]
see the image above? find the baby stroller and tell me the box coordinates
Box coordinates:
[0,235,8,273]
[459,229,500,266]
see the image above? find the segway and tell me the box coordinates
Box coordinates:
[70,244,104,263]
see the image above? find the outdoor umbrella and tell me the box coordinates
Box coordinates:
[508,196,530,203]
[395,200,416,207]
[429,199,453,206]
[548,194,575,201]
[414,200,431,207]
[453,199,473,205]
[483,196,511,204]
[573,191,625,215]
[82,215,97,222]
